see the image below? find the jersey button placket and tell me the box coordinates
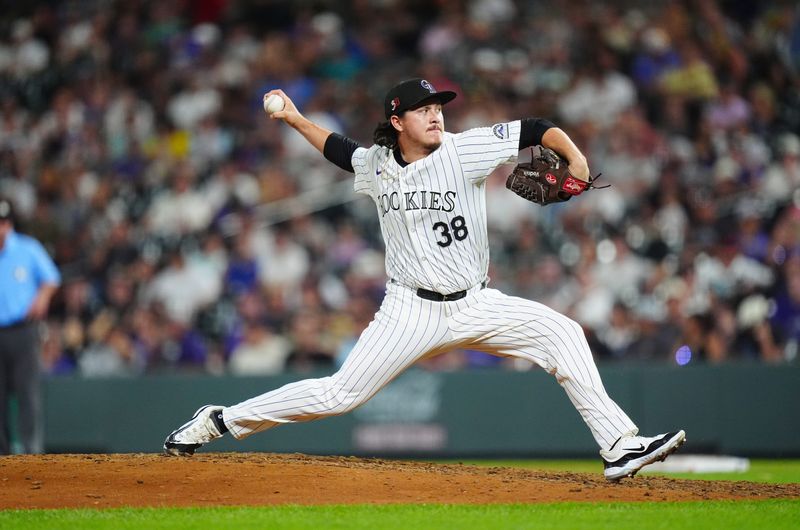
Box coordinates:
[402,175,437,289]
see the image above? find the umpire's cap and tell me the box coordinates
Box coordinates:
[384,78,456,119]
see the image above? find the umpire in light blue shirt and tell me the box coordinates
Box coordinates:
[0,197,60,454]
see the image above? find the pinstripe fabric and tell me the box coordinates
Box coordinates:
[225,282,454,438]
[225,286,636,449]
[222,120,639,451]
[447,288,637,448]
[350,122,520,293]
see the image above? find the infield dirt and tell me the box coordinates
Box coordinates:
[1,453,798,509]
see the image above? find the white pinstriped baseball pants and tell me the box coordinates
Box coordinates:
[223,282,638,450]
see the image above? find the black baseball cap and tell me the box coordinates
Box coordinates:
[384,78,457,119]
[0,197,12,221]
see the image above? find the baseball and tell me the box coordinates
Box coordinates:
[263,94,285,114]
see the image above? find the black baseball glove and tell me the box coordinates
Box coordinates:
[506,148,605,206]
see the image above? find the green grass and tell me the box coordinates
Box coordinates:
[2,460,798,529]
[1,500,798,530]
[450,459,800,484]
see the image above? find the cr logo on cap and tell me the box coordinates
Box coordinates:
[421,79,434,92]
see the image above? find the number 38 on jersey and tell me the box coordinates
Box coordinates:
[432,215,469,248]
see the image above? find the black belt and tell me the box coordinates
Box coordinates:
[393,279,486,302]
[416,287,468,302]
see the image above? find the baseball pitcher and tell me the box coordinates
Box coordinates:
[164,79,685,481]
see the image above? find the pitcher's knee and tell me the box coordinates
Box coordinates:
[543,315,593,361]
[569,317,588,339]
[325,388,368,415]
[548,313,585,339]
[317,377,370,415]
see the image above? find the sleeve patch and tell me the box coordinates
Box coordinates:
[492,123,510,140]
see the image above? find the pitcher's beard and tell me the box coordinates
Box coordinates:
[422,137,443,153]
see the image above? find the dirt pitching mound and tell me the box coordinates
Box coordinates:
[1,453,798,509]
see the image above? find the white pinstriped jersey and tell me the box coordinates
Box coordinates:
[352,120,522,294]
[222,118,641,452]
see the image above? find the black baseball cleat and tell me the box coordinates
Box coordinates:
[600,430,686,481]
[163,405,225,456]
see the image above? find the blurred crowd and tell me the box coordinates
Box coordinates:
[1,0,799,377]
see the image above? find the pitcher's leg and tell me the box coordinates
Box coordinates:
[453,289,637,449]
[224,288,451,439]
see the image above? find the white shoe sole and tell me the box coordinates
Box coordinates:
[604,430,686,481]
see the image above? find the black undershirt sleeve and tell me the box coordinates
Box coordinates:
[323,133,362,173]
[325,122,548,170]
[518,118,556,150]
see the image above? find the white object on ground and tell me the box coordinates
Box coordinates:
[640,454,750,474]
